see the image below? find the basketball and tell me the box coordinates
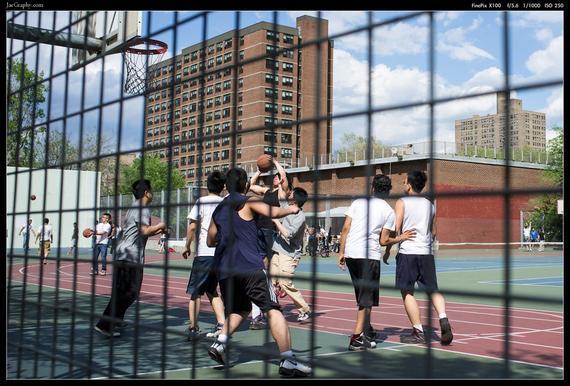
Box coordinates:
[30,195,36,200]
[257,154,273,172]
[82,228,94,238]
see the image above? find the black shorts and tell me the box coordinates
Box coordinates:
[219,269,281,315]
[186,256,218,299]
[395,253,438,292]
[346,258,380,307]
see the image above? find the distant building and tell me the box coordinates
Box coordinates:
[455,92,546,151]
[144,16,334,185]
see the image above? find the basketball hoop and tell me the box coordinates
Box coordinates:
[122,38,168,96]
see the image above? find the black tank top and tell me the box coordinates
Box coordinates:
[256,189,279,230]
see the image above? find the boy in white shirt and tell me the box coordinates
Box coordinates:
[338,175,415,351]
[387,170,453,346]
[183,171,226,341]
[35,218,53,265]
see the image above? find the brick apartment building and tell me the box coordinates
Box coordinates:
[144,15,333,185]
[455,92,546,152]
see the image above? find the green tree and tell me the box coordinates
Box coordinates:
[334,133,390,162]
[34,129,80,169]
[528,126,563,241]
[7,59,48,167]
[119,154,186,194]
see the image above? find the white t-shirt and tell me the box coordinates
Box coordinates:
[188,195,223,257]
[398,196,435,255]
[37,224,53,242]
[96,222,112,245]
[344,197,395,261]
[21,223,33,235]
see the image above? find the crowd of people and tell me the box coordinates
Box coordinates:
[17,157,551,378]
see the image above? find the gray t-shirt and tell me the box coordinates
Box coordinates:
[272,203,306,258]
[115,200,151,264]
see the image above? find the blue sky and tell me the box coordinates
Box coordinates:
[7,10,563,155]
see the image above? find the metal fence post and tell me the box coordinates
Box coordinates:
[176,188,180,240]
[161,190,165,221]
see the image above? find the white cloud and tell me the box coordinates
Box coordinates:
[525,35,563,80]
[331,48,504,147]
[435,11,462,27]
[542,88,563,133]
[512,11,563,28]
[438,24,495,61]
[535,28,553,42]
[373,23,429,55]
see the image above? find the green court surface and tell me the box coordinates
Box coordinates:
[6,247,563,379]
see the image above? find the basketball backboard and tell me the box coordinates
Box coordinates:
[71,11,142,70]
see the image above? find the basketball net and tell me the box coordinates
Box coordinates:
[122,38,168,96]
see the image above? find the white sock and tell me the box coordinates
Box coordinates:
[217,334,228,344]
[280,350,294,359]
[251,303,262,319]
[439,313,447,319]
[413,324,424,332]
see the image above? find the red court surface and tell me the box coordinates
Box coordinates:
[13,260,563,370]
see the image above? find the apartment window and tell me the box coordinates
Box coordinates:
[239,65,244,74]
[222,108,230,118]
[266,30,278,41]
[222,122,230,131]
[223,80,232,90]
[266,45,277,55]
[222,136,230,146]
[206,99,213,108]
[190,90,197,99]
[264,131,278,142]
[238,92,243,102]
[283,48,294,59]
[265,103,278,113]
[190,64,198,73]
[282,105,293,115]
[213,124,220,134]
[239,36,244,46]
[221,149,229,160]
[282,91,293,101]
[281,148,292,158]
[238,106,243,116]
[191,51,198,60]
[282,76,293,86]
[207,58,214,68]
[265,88,277,99]
[184,54,190,63]
[214,110,222,120]
[282,62,294,72]
[207,73,214,81]
[238,78,243,88]
[223,94,231,104]
[215,82,222,93]
[264,146,277,156]
[283,33,294,44]
[265,74,279,84]
[223,67,232,76]
[281,133,292,144]
[224,52,232,62]
[216,41,223,52]
[237,121,242,130]
[215,96,222,106]
[182,118,188,127]
[265,116,278,127]
[216,55,223,65]
[266,59,279,69]
[206,112,213,122]
[207,85,214,95]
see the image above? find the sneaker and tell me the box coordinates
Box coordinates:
[208,341,227,365]
[439,317,453,345]
[400,327,426,344]
[249,316,267,330]
[94,325,120,338]
[187,326,201,341]
[206,323,224,339]
[90,270,98,275]
[297,311,311,322]
[365,325,377,341]
[279,356,312,378]
[99,270,106,276]
[348,332,376,351]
